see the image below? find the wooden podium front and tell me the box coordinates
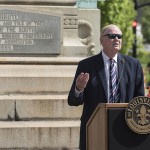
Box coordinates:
[86,103,150,150]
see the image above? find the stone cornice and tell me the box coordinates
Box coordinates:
[0,0,77,5]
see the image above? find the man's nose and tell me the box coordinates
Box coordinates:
[114,36,119,40]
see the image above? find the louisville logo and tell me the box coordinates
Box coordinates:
[125,96,150,134]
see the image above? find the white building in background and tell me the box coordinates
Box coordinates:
[137,23,143,38]
[136,23,150,52]
[144,44,150,52]
[138,23,150,52]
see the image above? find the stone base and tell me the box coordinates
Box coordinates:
[0,94,82,121]
[0,121,80,149]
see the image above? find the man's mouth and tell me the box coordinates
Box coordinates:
[113,43,119,47]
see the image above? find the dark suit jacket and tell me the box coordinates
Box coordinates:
[68,52,145,150]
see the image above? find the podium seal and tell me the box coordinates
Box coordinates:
[125,96,150,134]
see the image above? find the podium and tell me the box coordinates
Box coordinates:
[86,103,150,150]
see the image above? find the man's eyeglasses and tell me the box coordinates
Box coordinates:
[102,34,123,39]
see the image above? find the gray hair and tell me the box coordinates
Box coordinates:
[101,24,121,37]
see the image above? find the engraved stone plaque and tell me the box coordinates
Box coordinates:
[0,9,61,54]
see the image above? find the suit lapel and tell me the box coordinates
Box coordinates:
[117,54,126,103]
[95,52,108,101]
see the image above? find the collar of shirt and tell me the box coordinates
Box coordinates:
[102,51,118,63]
[102,51,118,76]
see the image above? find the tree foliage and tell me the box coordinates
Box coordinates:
[138,0,150,43]
[97,0,136,54]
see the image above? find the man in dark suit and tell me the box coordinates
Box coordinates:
[68,24,145,150]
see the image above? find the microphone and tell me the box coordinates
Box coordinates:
[114,58,125,103]
[121,58,125,63]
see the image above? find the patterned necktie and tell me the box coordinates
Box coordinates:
[109,59,119,103]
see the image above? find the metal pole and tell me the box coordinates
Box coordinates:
[133,0,137,58]
[132,36,137,58]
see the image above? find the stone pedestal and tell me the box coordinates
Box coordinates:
[0,0,100,149]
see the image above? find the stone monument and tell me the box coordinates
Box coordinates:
[0,0,100,149]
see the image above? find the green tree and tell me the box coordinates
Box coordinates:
[138,0,150,43]
[97,0,136,54]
